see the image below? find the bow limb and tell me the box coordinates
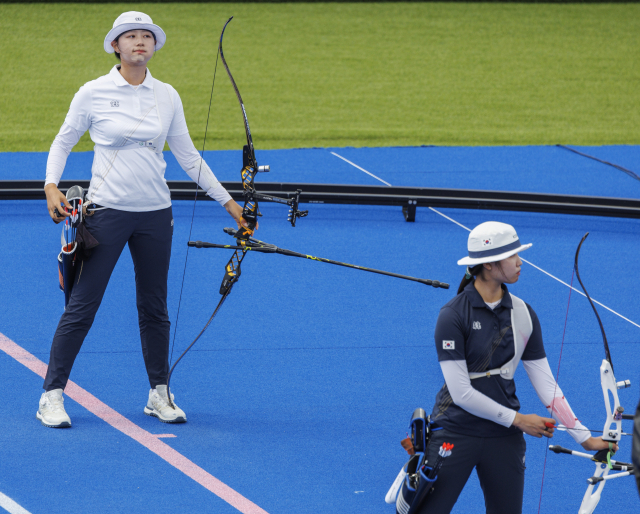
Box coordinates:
[220,17,307,229]
[166,249,247,408]
[219,17,257,172]
[219,17,260,239]
[166,287,232,406]
[574,233,614,372]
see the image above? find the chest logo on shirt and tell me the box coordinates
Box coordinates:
[473,321,482,330]
[110,100,120,107]
[443,340,455,350]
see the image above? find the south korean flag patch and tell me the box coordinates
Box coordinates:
[443,340,455,350]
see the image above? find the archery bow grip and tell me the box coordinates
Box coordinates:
[235,223,255,240]
[237,177,258,239]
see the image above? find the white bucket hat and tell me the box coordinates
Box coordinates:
[457,221,532,266]
[104,11,166,54]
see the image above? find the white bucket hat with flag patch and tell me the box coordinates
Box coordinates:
[104,11,166,54]
[457,221,532,266]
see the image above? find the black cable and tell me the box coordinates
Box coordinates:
[557,144,640,183]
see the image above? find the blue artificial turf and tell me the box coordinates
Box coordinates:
[2,145,640,198]
[0,147,639,513]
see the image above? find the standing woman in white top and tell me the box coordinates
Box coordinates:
[39,12,246,428]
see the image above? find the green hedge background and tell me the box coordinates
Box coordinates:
[1,2,638,151]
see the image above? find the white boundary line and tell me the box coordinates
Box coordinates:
[427,207,470,231]
[324,151,640,330]
[330,151,393,187]
[0,492,32,514]
[427,207,639,329]
[520,258,640,329]
[331,152,640,328]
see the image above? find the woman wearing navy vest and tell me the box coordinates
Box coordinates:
[417,222,614,514]
[38,12,248,428]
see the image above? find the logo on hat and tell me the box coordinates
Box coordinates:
[110,100,119,107]
[104,11,167,54]
[482,238,492,247]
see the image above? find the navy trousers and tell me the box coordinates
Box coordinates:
[43,207,174,392]
[416,428,526,514]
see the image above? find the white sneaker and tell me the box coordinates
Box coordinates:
[37,389,71,428]
[144,385,187,423]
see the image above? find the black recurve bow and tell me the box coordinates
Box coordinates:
[166,17,307,407]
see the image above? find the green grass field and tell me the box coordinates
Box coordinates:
[1,2,639,152]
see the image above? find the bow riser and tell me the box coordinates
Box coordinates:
[600,360,624,444]
[220,249,245,295]
[577,360,625,513]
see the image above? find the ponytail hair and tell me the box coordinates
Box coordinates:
[457,264,484,294]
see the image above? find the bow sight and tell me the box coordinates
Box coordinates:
[238,145,308,230]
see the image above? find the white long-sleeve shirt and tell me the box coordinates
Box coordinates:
[45,65,231,211]
[440,358,591,444]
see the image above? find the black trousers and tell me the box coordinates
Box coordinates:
[416,428,526,514]
[43,206,173,392]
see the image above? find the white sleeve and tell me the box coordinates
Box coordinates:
[440,360,517,428]
[64,85,92,134]
[166,85,189,137]
[166,133,232,206]
[523,358,591,444]
[45,123,84,187]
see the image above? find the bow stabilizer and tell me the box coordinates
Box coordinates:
[188,228,450,289]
